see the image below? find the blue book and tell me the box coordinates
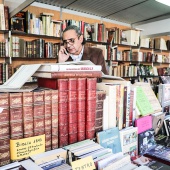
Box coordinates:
[96,127,122,154]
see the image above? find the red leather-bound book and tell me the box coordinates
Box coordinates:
[35,71,102,79]
[58,79,69,147]
[86,78,97,139]
[77,78,86,141]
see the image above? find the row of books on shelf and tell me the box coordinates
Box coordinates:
[140,37,170,50]
[9,36,60,58]
[109,64,170,78]
[112,48,170,63]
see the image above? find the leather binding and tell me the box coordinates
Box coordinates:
[58,79,69,147]
[51,89,58,149]
[86,78,97,139]
[23,105,33,119]
[77,78,86,141]
[10,122,23,137]
[10,107,23,122]
[95,90,106,133]
[0,147,10,167]
[0,109,9,124]
[0,93,9,109]
[23,119,33,134]
[9,92,22,107]
[23,92,33,105]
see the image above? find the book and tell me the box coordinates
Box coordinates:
[30,148,67,165]
[134,82,162,113]
[136,86,154,116]
[119,126,138,160]
[158,84,170,107]
[34,71,102,79]
[37,64,102,72]
[97,83,117,128]
[144,144,170,166]
[151,112,165,135]
[135,115,152,134]
[138,128,156,155]
[163,115,170,136]
[96,127,122,154]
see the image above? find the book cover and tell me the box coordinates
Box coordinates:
[96,127,122,154]
[144,144,170,166]
[163,115,170,136]
[138,128,156,155]
[151,112,165,135]
[34,71,102,79]
[135,115,152,134]
[37,64,102,72]
[97,83,117,128]
[119,126,138,160]
[136,86,154,116]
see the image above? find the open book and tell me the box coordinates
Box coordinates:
[0,60,124,92]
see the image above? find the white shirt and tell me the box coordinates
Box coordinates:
[70,46,84,61]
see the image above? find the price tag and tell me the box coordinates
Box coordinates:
[10,134,45,160]
[71,156,95,170]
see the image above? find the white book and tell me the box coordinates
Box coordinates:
[103,95,109,130]
[97,152,123,170]
[20,159,43,170]
[37,64,102,72]
[0,162,21,170]
[97,83,117,128]
[0,64,41,90]
[103,154,131,170]
[30,148,67,165]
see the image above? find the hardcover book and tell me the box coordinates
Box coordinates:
[151,112,165,135]
[138,128,156,155]
[119,126,138,160]
[144,144,170,166]
[163,115,170,136]
[96,127,122,154]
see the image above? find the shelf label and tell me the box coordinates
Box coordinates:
[10,134,45,160]
[71,156,95,170]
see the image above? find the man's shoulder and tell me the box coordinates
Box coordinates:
[84,46,102,53]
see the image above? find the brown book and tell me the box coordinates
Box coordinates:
[34,71,102,79]
[4,6,9,30]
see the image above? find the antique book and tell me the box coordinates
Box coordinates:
[33,71,102,78]
[95,90,106,133]
[96,127,122,154]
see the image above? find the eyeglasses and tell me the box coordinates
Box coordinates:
[62,35,80,46]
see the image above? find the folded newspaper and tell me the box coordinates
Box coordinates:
[0,60,124,92]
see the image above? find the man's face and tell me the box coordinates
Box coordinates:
[62,30,83,55]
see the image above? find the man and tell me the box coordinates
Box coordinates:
[58,25,108,75]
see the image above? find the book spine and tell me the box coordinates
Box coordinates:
[77,78,86,141]
[51,90,59,149]
[68,78,78,144]
[86,78,97,139]
[58,79,69,148]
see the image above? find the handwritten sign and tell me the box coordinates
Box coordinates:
[10,134,45,160]
[71,156,95,170]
